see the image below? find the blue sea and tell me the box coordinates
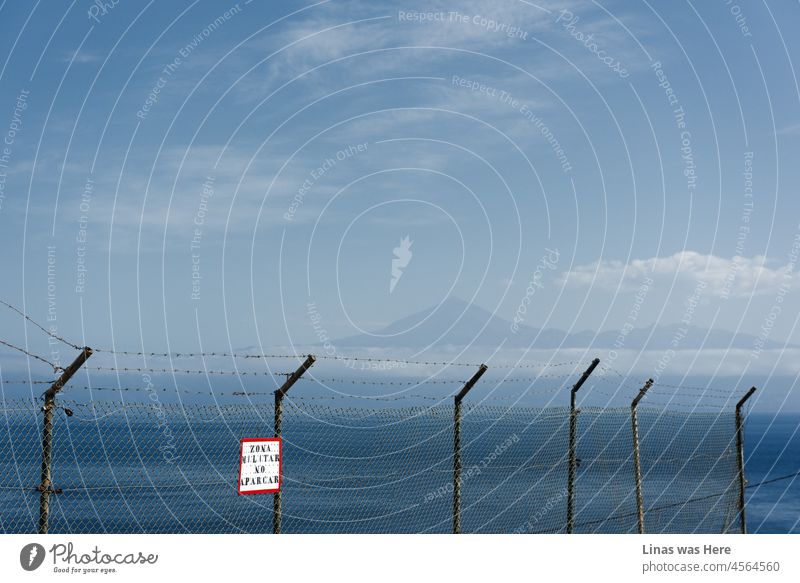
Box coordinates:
[744,414,800,533]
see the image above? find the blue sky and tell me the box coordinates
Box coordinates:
[1,0,800,387]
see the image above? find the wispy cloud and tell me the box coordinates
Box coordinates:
[239,0,644,101]
[65,50,102,64]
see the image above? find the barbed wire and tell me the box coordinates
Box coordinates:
[297,377,467,385]
[88,346,588,370]
[288,393,444,402]
[80,364,580,385]
[91,348,307,359]
[319,356,588,369]
[587,386,734,403]
[297,373,582,386]
[0,299,82,350]
[499,372,577,381]
[36,385,563,402]
[0,378,57,385]
[591,371,647,391]
[288,387,565,401]
[311,356,586,369]
[56,384,567,402]
[37,371,741,403]
[591,370,741,399]
[84,366,292,376]
[66,388,430,402]
[270,353,467,367]
[91,348,486,366]
[654,381,741,396]
[0,300,584,371]
[64,386,279,397]
[0,338,63,372]
[490,360,587,369]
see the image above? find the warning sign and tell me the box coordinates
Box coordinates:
[238,437,281,495]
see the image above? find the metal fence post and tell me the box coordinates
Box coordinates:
[735,386,756,534]
[631,379,654,534]
[273,355,315,534]
[39,347,92,534]
[453,364,488,534]
[567,357,600,534]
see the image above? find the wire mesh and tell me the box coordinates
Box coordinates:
[0,396,742,534]
[1,399,277,533]
[460,405,569,533]
[0,400,42,534]
[280,399,454,533]
[635,408,740,533]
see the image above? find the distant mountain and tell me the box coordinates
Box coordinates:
[332,297,790,350]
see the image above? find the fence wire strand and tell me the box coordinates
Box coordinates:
[87,346,586,371]
[0,339,63,373]
[0,299,82,350]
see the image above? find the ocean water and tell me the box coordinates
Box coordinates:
[0,401,796,534]
[744,414,800,534]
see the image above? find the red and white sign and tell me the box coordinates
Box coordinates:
[238,437,281,495]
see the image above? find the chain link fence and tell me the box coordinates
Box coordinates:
[0,396,742,534]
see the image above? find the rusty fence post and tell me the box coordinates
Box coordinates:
[735,386,756,534]
[567,358,600,534]
[631,379,654,534]
[453,364,488,534]
[273,355,315,534]
[39,347,93,534]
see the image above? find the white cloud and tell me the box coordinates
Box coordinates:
[559,250,791,298]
